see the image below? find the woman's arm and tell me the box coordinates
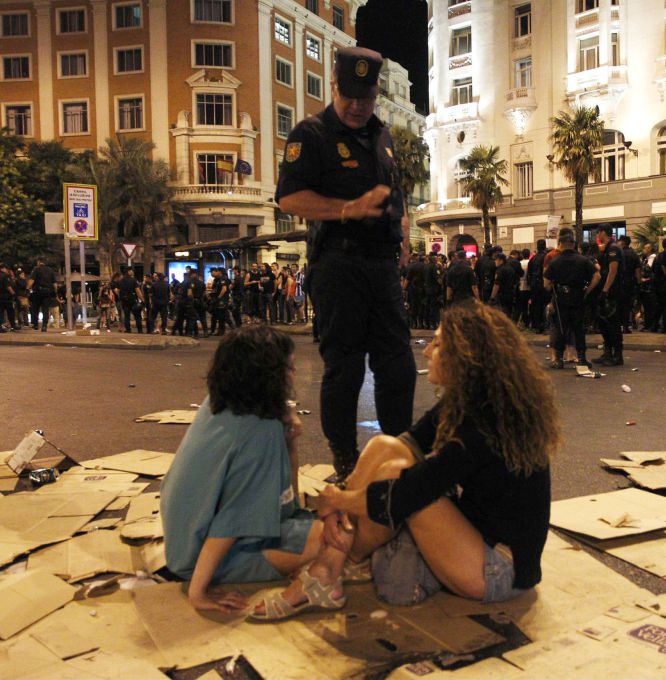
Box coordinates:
[188,537,247,612]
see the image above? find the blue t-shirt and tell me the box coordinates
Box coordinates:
[160,397,297,579]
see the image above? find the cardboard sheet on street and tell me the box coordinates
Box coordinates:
[132,581,504,676]
[601,451,666,490]
[550,487,666,539]
[596,530,666,578]
[26,530,166,581]
[0,570,77,639]
[78,517,123,533]
[79,450,175,477]
[135,410,197,424]
[0,492,117,567]
[6,431,45,474]
[31,620,98,659]
[388,657,524,679]
[120,492,163,540]
[34,467,148,497]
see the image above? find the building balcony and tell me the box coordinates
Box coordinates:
[575,8,599,30]
[566,64,628,103]
[172,184,263,204]
[448,1,471,19]
[504,87,537,135]
[438,100,480,128]
[512,35,532,52]
[415,198,480,227]
[448,53,472,70]
[656,56,666,100]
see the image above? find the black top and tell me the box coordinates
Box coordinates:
[597,241,625,297]
[14,277,28,297]
[0,272,13,300]
[231,276,244,299]
[655,251,666,285]
[446,261,476,303]
[151,279,170,304]
[620,247,640,288]
[260,269,275,295]
[544,249,596,305]
[275,104,404,247]
[191,278,206,300]
[527,251,547,290]
[494,263,517,304]
[30,264,56,293]
[366,405,550,590]
[423,262,440,294]
[508,258,524,284]
[405,261,425,289]
[475,255,496,292]
[118,275,140,302]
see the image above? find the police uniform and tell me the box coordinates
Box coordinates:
[619,245,640,332]
[446,260,476,304]
[275,47,416,477]
[544,249,597,365]
[596,239,625,364]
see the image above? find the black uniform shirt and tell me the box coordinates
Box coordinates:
[192,278,205,300]
[0,272,13,300]
[151,280,170,304]
[30,264,56,293]
[476,255,496,291]
[598,241,625,297]
[118,276,139,302]
[544,249,596,305]
[621,247,641,288]
[495,264,517,304]
[275,104,404,246]
[446,262,476,302]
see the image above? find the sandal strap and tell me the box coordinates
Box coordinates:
[262,591,296,619]
[299,568,343,609]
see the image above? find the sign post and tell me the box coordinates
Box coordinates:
[121,243,138,269]
[63,183,98,327]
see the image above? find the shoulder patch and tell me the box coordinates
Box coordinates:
[286,143,302,163]
[337,142,351,159]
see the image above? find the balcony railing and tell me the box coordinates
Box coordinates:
[172,184,262,200]
[575,8,599,29]
[505,87,536,106]
[439,100,480,126]
[567,64,628,97]
[448,1,471,19]
[449,54,472,70]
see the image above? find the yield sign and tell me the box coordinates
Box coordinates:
[121,243,138,259]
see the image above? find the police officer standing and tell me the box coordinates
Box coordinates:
[543,231,600,368]
[617,235,641,334]
[27,257,57,332]
[593,226,625,366]
[446,250,479,304]
[275,47,416,479]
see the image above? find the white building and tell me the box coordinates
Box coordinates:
[418,0,666,253]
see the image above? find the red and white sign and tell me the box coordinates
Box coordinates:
[425,235,447,255]
[121,243,138,260]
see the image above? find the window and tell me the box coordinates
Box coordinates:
[58,9,86,34]
[514,57,532,88]
[5,105,32,136]
[193,0,231,23]
[578,36,599,72]
[1,13,29,37]
[611,32,619,66]
[332,5,344,30]
[193,42,233,68]
[514,4,531,38]
[514,162,533,199]
[453,159,469,199]
[274,16,291,46]
[60,52,87,78]
[2,55,30,80]
[576,0,598,12]
[118,97,143,130]
[451,77,472,105]
[197,153,234,185]
[451,26,472,56]
[114,3,141,29]
[306,35,321,61]
[277,105,293,138]
[658,126,666,175]
[196,93,232,126]
[592,130,625,183]
[116,47,143,73]
[275,57,292,86]
[62,101,89,134]
[307,72,322,99]
[305,0,318,14]
[276,211,294,234]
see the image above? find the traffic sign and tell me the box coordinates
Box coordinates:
[63,183,98,240]
[121,243,138,259]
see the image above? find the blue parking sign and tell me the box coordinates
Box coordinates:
[73,203,89,218]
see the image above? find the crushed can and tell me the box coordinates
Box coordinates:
[29,467,60,487]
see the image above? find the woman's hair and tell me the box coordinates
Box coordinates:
[207,325,294,419]
[433,300,561,476]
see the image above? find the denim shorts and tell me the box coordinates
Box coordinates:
[372,528,527,605]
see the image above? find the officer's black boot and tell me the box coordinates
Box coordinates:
[330,446,359,484]
[577,351,592,369]
[604,349,624,366]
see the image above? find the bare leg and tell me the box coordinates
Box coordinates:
[262,520,324,575]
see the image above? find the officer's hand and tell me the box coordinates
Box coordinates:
[345,185,391,221]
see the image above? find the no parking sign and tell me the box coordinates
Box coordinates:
[64,183,98,240]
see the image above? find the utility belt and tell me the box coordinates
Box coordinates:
[323,236,399,260]
[554,284,583,305]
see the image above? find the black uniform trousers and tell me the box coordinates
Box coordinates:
[0,299,15,328]
[530,288,549,333]
[231,297,243,327]
[598,295,623,355]
[31,293,51,330]
[121,300,143,333]
[552,301,586,355]
[150,302,168,332]
[655,285,666,332]
[309,249,416,464]
[619,285,637,331]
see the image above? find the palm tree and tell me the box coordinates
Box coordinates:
[389,125,430,202]
[633,215,666,251]
[459,145,509,245]
[550,105,604,245]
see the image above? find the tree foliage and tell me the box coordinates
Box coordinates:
[389,125,430,200]
[459,145,509,245]
[633,215,666,251]
[550,105,604,244]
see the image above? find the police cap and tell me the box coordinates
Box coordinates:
[334,47,382,99]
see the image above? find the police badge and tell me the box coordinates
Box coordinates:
[337,143,351,158]
[286,143,302,162]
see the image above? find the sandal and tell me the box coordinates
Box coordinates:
[342,558,372,584]
[248,567,346,622]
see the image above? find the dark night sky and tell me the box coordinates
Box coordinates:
[355,0,429,114]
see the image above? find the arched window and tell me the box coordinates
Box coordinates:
[657,126,666,174]
[592,130,625,183]
[453,158,468,199]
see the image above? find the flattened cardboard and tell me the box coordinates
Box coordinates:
[27,530,165,581]
[0,570,77,639]
[7,431,45,474]
[550,487,666,540]
[62,650,169,680]
[77,517,123,533]
[34,468,147,498]
[388,657,524,679]
[135,410,197,424]
[79,450,175,477]
[120,492,163,540]
[105,497,131,511]
[31,622,98,659]
[600,530,666,578]
[601,452,666,490]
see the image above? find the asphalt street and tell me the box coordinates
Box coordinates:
[2,336,666,593]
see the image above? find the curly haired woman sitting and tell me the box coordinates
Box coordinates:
[161,325,323,613]
[251,300,561,619]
